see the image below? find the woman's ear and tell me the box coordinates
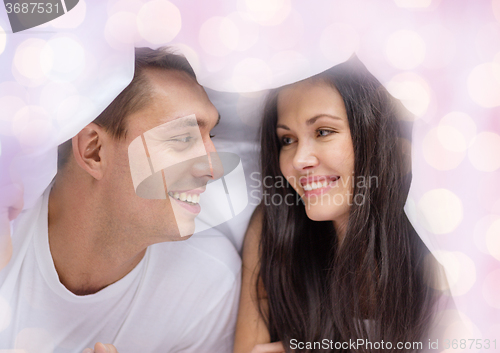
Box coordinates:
[72,123,110,180]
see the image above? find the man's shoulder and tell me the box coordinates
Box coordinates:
[147,233,241,281]
[135,234,241,323]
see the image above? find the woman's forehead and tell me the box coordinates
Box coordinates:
[277,79,347,123]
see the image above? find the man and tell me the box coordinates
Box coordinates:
[0,47,241,353]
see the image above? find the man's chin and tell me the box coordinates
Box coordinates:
[171,221,196,240]
[170,232,194,241]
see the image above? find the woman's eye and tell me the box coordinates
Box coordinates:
[281,136,295,146]
[317,129,334,137]
[209,133,215,138]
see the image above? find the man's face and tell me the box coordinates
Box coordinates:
[103,68,220,243]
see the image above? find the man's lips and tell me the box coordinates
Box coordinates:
[168,187,206,195]
[167,187,205,206]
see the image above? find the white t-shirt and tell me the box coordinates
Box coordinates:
[0,187,242,353]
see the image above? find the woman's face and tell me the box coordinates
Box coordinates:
[276,79,355,230]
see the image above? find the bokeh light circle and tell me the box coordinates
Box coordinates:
[474,215,500,254]
[227,12,259,52]
[468,131,500,172]
[0,25,6,56]
[105,11,140,48]
[240,0,291,26]
[421,24,456,69]
[107,0,144,14]
[137,0,182,44]
[199,17,239,57]
[56,95,96,127]
[467,62,500,107]
[431,251,476,296]
[442,311,481,352]
[476,23,500,62]
[439,111,477,146]
[264,9,303,51]
[483,268,500,309]
[385,30,426,70]
[394,0,432,8]
[385,73,431,118]
[319,23,359,64]
[42,37,86,82]
[12,106,53,148]
[269,50,310,87]
[422,127,466,170]
[50,0,86,28]
[39,82,79,112]
[436,126,467,153]
[486,218,500,260]
[12,39,53,87]
[494,0,500,23]
[485,324,500,343]
[0,296,11,332]
[232,58,272,91]
[0,96,26,136]
[417,189,463,234]
[170,44,202,75]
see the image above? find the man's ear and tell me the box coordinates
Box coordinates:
[72,123,110,180]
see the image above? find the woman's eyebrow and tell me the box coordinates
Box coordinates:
[306,114,342,126]
[276,114,342,131]
[276,124,289,130]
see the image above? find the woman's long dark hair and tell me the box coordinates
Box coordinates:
[258,56,438,352]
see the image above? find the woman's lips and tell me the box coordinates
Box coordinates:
[300,176,340,197]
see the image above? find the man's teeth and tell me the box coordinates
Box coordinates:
[168,191,200,204]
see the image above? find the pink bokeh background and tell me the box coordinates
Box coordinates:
[1,0,500,350]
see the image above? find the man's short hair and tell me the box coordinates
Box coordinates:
[57,47,197,169]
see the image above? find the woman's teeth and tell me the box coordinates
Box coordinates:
[303,181,328,191]
[168,191,200,204]
[303,177,339,191]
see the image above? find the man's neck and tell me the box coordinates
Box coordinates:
[47,180,147,295]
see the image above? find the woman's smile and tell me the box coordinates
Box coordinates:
[277,78,355,227]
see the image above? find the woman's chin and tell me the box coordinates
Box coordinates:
[304,204,349,223]
[304,207,334,222]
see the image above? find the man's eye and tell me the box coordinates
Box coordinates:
[170,135,192,143]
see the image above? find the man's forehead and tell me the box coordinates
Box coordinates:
[165,113,220,129]
[127,108,220,138]
[127,70,218,133]
[147,114,204,133]
[144,67,201,94]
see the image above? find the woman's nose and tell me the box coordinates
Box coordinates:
[292,141,319,171]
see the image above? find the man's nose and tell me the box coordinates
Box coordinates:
[205,138,224,180]
[190,138,223,180]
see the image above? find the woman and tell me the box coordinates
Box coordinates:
[234,57,440,353]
